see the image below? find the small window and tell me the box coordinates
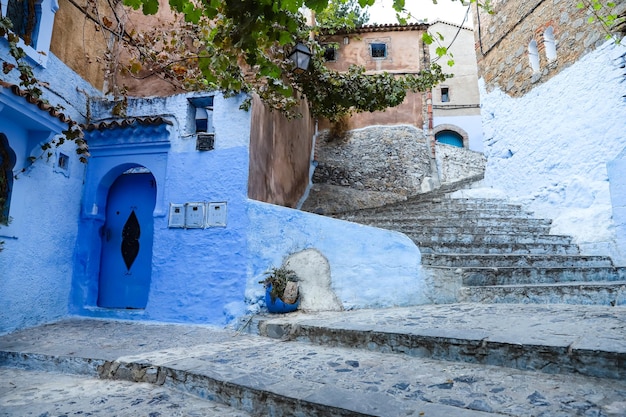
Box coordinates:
[441,87,450,103]
[57,152,69,170]
[323,45,337,62]
[528,39,540,72]
[370,43,387,58]
[544,26,557,62]
[188,96,214,133]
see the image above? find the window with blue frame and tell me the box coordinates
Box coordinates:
[370,43,387,58]
[0,134,16,225]
[6,0,36,46]
[1,0,58,66]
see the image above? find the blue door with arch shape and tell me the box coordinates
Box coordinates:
[435,130,464,148]
[98,171,156,309]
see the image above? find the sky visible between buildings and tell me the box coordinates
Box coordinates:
[368,0,472,26]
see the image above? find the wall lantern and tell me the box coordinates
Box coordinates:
[288,42,312,74]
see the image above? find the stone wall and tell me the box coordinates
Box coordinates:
[302,125,487,214]
[471,0,626,96]
[313,125,430,194]
[436,143,486,184]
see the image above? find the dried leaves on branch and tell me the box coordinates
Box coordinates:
[120,0,460,120]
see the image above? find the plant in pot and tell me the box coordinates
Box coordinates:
[259,266,300,313]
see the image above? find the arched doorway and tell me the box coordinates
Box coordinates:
[97,168,156,309]
[0,134,16,225]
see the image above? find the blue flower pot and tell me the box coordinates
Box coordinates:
[265,286,300,314]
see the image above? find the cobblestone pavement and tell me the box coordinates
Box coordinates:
[0,367,251,417]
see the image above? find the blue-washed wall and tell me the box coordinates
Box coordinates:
[71,93,252,326]
[0,48,100,334]
[246,200,427,311]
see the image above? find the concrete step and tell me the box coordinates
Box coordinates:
[406,232,572,246]
[2,314,626,417]
[459,281,626,306]
[420,241,580,255]
[422,253,615,268]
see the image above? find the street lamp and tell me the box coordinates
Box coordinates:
[288,42,312,74]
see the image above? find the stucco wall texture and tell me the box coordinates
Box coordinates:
[246,200,427,312]
[247,95,315,208]
[465,40,626,264]
[0,45,99,334]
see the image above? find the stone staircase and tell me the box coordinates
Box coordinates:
[3,194,626,416]
[336,194,626,306]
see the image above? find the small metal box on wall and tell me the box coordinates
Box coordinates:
[184,202,206,228]
[207,202,227,227]
[168,203,185,228]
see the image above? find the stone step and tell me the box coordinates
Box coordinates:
[3,314,626,417]
[459,281,626,306]
[458,266,626,286]
[406,232,572,246]
[351,199,524,214]
[342,209,538,222]
[359,217,553,229]
[255,303,626,381]
[422,253,615,268]
[385,224,553,236]
[419,241,580,255]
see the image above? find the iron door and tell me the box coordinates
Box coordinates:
[98,172,156,308]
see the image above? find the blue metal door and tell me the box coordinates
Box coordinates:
[98,172,156,308]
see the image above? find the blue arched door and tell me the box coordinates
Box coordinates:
[435,130,464,148]
[98,171,156,308]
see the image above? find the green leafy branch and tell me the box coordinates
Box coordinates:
[576,0,625,42]
[120,0,451,120]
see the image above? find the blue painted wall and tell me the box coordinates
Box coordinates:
[246,200,427,311]
[70,93,252,326]
[0,47,98,334]
[1,42,429,334]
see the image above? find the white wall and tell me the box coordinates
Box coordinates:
[460,40,626,263]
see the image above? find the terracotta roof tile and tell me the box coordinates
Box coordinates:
[324,22,429,36]
[82,117,173,131]
[0,80,71,124]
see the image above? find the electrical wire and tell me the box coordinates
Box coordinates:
[431,3,471,64]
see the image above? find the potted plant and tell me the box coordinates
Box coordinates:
[259,266,300,313]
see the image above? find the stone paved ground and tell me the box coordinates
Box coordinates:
[0,367,252,417]
[0,304,625,416]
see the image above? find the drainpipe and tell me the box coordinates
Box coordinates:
[296,119,318,210]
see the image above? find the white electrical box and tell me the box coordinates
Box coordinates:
[185,202,206,228]
[207,202,227,227]
[168,203,185,228]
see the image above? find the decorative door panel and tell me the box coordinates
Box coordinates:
[98,172,156,308]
